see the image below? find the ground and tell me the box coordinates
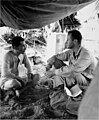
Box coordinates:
[0,82,78,119]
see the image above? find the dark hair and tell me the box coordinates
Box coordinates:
[12,36,24,48]
[68,30,82,44]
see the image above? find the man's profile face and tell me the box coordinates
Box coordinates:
[16,41,27,54]
[66,33,74,49]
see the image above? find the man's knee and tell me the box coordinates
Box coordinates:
[65,76,76,88]
[73,73,88,85]
[3,79,22,90]
[52,75,64,88]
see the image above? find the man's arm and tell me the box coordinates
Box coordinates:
[23,53,34,81]
[23,53,33,74]
[46,50,70,70]
[56,49,70,61]
[56,49,92,75]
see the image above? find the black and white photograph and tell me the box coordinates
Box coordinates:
[0,0,99,119]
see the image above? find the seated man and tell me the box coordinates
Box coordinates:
[0,36,37,97]
[46,30,96,96]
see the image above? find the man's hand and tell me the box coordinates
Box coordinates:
[21,77,28,85]
[54,58,66,69]
[27,73,40,88]
[45,71,55,78]
[28,73,34,82]
[46,55,56,71]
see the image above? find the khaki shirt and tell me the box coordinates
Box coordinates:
[47,47,96,79]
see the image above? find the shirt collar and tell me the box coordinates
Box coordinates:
[75,46,82,56]
[72,46,82,59]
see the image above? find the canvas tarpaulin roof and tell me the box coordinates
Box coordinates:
[0,0,96,30]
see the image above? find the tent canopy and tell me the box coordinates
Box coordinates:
[0,0,96,30]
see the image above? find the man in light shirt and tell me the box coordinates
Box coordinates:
[46,30,96,95]
[0,36,36,98]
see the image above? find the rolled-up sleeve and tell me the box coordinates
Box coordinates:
[47,49,70,65]
[47,55,56,65]
[56,50,70,61]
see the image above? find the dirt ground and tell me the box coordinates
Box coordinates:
[0,82,78,119]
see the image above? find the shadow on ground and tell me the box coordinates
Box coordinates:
[0,83,77,119]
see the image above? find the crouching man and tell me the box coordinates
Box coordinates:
[0,36,38,98]
[43,30,97,116]
[46,30,96,96]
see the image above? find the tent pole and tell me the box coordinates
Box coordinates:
[62,19,64,33]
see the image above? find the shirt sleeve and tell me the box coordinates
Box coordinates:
[23,53,33,74]
[56,49,70,61]
[47,49,70,65]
